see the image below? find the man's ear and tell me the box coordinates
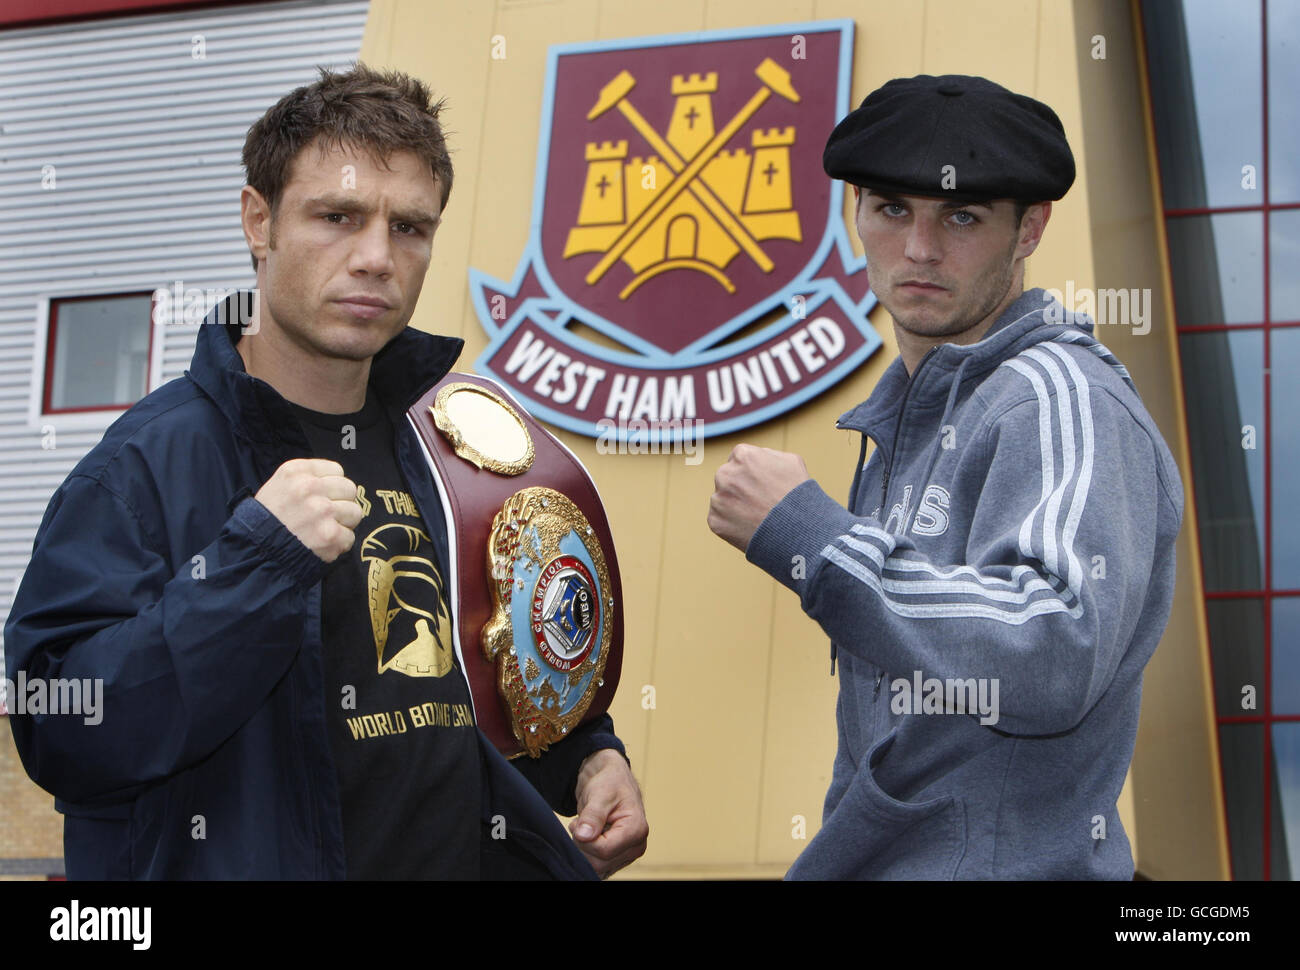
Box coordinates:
[1016,201,1051,259]
[241,185,272,269]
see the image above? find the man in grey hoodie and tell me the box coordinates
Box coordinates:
[707,75,1183,879]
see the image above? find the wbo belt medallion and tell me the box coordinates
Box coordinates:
[407,373,624,758]
[483,488,613,756]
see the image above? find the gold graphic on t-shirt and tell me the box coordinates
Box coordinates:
[356,484,372,517]
[375,488,420,517]
[361,523,454,678]
[343,703,474,741]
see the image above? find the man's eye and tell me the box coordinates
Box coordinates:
[324,213,347,224]
[880,203,907,217]
[951,210,978,226]
[393,222,417,235]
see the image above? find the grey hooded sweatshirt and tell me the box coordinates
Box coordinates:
[746,287,1184,879]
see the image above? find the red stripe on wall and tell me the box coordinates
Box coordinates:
[0,0,270,30]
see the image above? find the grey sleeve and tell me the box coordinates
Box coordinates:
[745,387,1176,737]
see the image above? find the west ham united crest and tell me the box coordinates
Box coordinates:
[470,20,880,443]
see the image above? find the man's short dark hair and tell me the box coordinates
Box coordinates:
[241,63,454,270]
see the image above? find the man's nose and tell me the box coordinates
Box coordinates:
[903,217,942,263]
[350,220,396,276]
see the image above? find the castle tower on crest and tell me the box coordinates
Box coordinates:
[667,72,717,160]
[744,127,795,213]
[576,140,629,226]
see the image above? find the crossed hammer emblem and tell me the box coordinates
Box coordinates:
[583,57,801,286]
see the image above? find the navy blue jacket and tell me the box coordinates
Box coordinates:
[4,294,622,879]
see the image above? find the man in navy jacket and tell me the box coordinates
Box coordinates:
[4,64,647,879]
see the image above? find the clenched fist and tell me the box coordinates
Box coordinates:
[707,444,811,553]
[254,458,363,563]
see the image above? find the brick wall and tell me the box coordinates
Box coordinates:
[0,716,64,877]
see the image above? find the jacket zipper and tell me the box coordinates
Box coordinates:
[880,346,939,512]
[873,346,938,702]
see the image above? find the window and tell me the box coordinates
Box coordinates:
[1143,0,1300,880]
[43,292,155,414]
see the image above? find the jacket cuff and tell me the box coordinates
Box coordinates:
[745,479,861,598]
[555,714,627,817]
[569,715,627,768]
[510,713,625,817]
[230,496,325,587]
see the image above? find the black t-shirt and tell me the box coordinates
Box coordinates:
[287,388,481,879]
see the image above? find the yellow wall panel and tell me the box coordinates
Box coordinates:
[921,0,1041,92]
[637,442,779,867]
[705,0,815,28]
[816,0,924,98]
[597,0,706,36]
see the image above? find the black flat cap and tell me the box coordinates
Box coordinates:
[823,74,1075,202]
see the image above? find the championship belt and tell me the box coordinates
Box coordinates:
[406,374,623,758]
